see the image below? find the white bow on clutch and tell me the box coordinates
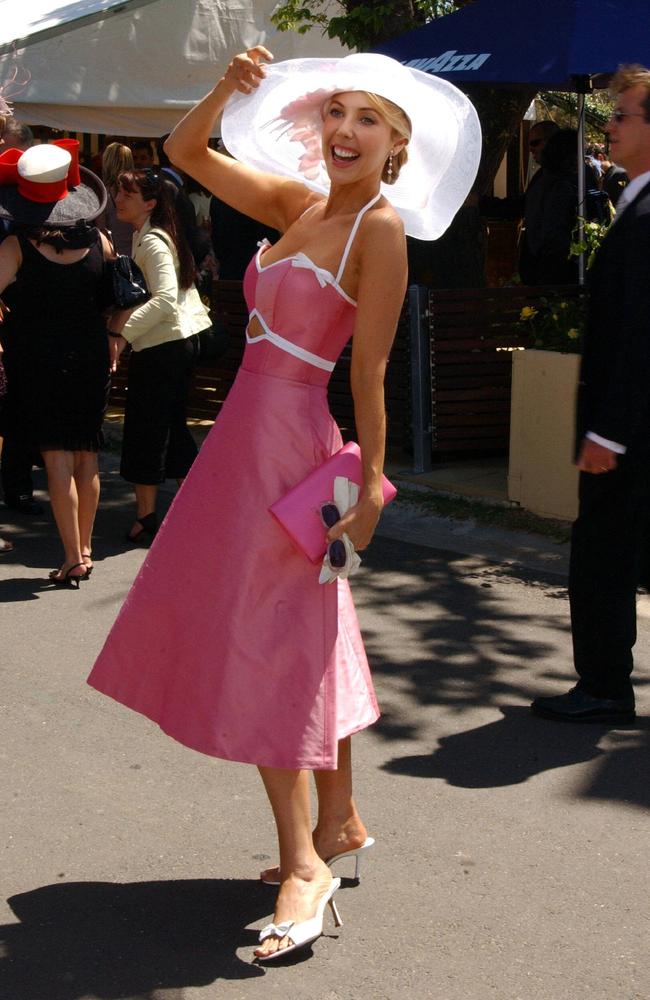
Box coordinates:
[318,476,362,585]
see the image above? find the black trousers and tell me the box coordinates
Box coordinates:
[120,335,199,486]
[0,436,36,502]
[569,456,650,701]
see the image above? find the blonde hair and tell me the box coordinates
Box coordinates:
[102,142,134,191]
[611,64,650,121]
[364,92,411,184]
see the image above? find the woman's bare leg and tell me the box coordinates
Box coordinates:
[43,450,84,577]
[125,483,158,540]
[312,737,368,858]
[261,737,368,883]
[134,483,157,521]
[255,766,332,959]
[73,451,100,564]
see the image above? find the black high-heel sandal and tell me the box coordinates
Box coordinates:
[125,512,158,546]
[81,553,93,579]
[48,562,88,589]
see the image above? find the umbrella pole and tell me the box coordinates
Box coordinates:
[577,91,586,286]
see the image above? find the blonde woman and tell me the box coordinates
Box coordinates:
[89,48,480,960]
[99,142,134,255]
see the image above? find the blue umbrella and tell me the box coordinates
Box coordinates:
[376,0,650,89]
[377,0,648,281]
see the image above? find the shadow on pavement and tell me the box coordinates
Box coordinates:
[383,706,650,811]
[0,878,270,999]
[357,536,563,723]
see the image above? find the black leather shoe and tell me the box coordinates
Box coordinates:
[531,686,636,723]
[4,495,44,515]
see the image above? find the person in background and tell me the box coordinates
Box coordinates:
[0,142,111,586]
[600,152,629,207]
[531,65,650,724]
[97,142,135,255]
[131,140,155,171]
[106,169,209,545]
[0,114,43,515]
[519,127,579,285]
[0,120,34,153]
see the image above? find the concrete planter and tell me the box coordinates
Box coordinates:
[508,349,580,521]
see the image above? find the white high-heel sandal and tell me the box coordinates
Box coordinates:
[260,836,375,886]
[255,877,343,962]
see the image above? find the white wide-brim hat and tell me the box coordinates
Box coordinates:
[222,52,482,241]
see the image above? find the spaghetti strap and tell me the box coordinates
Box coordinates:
[335,191,382,285]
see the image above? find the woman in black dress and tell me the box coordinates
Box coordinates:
[0,141,110,586]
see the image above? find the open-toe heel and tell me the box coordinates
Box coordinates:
[255,878,342,963]
[49,562,88,589]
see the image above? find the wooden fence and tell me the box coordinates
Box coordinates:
[109,281,580,461]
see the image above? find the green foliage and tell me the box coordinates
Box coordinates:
[517,294,586,354]
[569,216,611,270]
[271,0,460,49]
[538,91,614,138]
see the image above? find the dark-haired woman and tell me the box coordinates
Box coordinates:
[108,170,210,544]
[0,141,111,586]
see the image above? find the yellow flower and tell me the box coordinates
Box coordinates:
[520,306,537,320]
[552,313,559,321]
[560,301,568,309]
[567,328,579,339]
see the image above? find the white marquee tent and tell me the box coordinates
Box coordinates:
[0,0,345,135]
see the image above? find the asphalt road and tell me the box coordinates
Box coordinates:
[1,460,648,1000]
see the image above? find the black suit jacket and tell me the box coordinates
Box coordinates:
[576,178,650,458]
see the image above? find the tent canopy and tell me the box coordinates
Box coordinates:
[0,0,159,55]
[0,0,345,136]
[377,0,650,90]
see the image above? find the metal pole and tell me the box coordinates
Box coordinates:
[407,283,432,473]
[577,91,586,286]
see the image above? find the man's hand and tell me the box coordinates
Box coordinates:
[576,437,618,474]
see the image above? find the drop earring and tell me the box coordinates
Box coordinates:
[387,151,394,181]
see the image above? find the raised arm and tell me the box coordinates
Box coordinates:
[164,46,312,234]
[329,210,408,551]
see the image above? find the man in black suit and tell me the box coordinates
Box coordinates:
[532,65,650,724]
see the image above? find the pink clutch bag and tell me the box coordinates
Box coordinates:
[269,441,397,564]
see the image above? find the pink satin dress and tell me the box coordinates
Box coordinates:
[87,194,381,770]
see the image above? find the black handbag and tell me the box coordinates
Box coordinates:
[196,316,230,366]
[106,255,149,309]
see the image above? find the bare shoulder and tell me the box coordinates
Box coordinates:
[0,234,20,256]
[0,234,21,266]
[358,202,406,255]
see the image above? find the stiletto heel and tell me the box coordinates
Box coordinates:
[326,836,375,882]
[48,562,88,589]
[260,836,375,886]
[255,877,342,962]
[329,896,343,928]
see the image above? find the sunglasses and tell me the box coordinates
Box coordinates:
[320,502,349,570]
[610,110,648,123]
[528,138,544,149]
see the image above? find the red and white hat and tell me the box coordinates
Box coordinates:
[0,139,106,226]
